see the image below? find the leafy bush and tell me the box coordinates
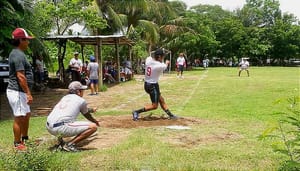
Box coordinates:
[100,84,108,92]
[0,142,73,171]
[260,95,300,171]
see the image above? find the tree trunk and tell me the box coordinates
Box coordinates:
[57,39,67,83]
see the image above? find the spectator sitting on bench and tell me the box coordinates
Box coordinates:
[120,61,133,81]
[103,62,116,84]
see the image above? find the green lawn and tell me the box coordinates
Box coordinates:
[0,67,299,170]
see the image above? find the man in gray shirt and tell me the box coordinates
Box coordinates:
[46,81,99,152]
[87,55,99,95]
[6,28,34,151]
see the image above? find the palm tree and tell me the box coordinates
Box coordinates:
[94,0,124,34]
[0,0,25,57]
[114,0,177,52]
[95,0,191,53]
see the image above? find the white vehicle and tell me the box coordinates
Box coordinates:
[0,58,9,90]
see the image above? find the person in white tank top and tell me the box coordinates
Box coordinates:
[176,53,186,78]
[132,48,178,121]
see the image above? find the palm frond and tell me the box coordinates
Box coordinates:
[138,19,159,45]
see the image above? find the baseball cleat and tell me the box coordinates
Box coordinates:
[168,114,178,120]
[132,111,139,121]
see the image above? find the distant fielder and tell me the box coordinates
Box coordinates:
[238,58,250,77]
[132,48,178,121]
[176,52,186,78]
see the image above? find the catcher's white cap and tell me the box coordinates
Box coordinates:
[68,81,87,91]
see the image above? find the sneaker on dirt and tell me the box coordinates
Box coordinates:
[132,111,139,121]
[169,114,178,120]
[62,143,80,152]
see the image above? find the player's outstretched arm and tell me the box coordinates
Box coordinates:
[83,108,100,126]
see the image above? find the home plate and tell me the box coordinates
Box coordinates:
[165,125,191,130]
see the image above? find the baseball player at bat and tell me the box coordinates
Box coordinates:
[132,48,178,121]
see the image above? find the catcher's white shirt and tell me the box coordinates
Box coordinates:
[144,56,167,83]
[47,94,88,124]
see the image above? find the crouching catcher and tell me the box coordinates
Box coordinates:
[46,81,99,152]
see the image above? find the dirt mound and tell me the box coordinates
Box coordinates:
[98,115,203,129]
[49,115,206,150]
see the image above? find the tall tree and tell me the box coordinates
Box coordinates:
[0,0,26,57]
[114,0,159,52]
[94,0,124,34]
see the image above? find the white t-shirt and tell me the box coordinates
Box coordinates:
[177,56,185,66]
[144,56,167,83]
[69,58,83,71]
[47,94,88,124]
[239,61,249,69]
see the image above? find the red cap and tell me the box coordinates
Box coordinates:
[12,28,34,39]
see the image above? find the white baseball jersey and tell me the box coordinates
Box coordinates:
[177,56,185,65]
[47,94,88,124]
[144,56,167,83]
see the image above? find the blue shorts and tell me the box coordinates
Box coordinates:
[90,79,98,84]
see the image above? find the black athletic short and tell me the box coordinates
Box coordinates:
[144,82,160,104]
[178,65,184,72]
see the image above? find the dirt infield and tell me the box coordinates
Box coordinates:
[98,115,201,128]
[72,115,240,150]
[76,115,210,150]
[42,115,208,151]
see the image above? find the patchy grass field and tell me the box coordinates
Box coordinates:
[0,67,299,170]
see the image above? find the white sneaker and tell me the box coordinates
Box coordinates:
[62,143,80,152]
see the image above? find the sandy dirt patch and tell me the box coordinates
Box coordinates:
[48,115,206,150]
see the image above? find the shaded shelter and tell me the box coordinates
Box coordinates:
[43,35,134,87]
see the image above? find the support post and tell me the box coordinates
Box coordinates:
[96,38,103,88]
[115,38,120,82]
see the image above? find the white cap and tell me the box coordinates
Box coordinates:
[68,81,87,91]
